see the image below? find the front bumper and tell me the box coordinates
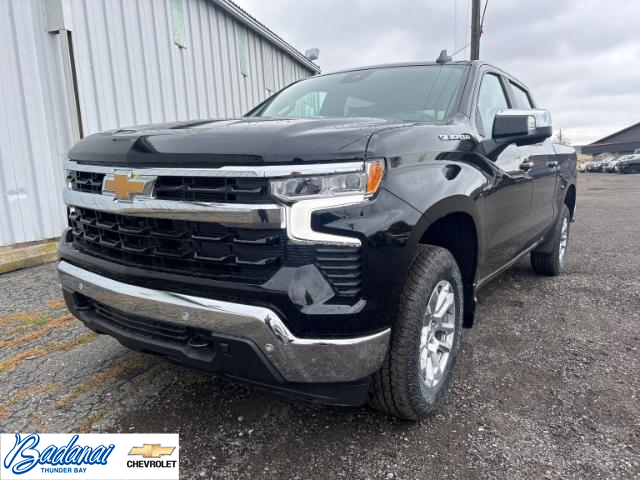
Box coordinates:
[59,261,389,389]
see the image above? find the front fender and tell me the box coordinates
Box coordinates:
[382,155,488,254]
[408,194,483,249]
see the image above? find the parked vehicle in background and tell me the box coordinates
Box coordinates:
[577,163,587,173]
[603,156,623,173]
[587,158,606,172]
[58,59,577,420]
[616,154,640,174]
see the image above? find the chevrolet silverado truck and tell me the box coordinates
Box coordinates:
[58,59,577,420]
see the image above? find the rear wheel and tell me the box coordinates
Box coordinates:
[531,205,570,276]
[367,245,463,420]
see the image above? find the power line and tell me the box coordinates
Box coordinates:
[452,41,472,58]
[451,0,478,60]
[464,0,471,57]
[454,0,457,58]
[481,0,489,30]
[452,0,473,59]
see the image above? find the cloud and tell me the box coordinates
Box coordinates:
[234,0,640,145]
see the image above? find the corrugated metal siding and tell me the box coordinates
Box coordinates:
[0,0,315,246]
[69,0,315,135]
[0,0,73,246]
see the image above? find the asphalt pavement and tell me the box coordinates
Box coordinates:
[1,173,638,479]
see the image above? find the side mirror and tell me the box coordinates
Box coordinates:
[492,109,553,146]
[479,109,552,160]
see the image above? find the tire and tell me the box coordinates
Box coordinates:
[530,205,571,276]
[368,245,464,420]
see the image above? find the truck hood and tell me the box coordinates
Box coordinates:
[68,117,416,167]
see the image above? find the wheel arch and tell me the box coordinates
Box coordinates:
[412,197,482,328]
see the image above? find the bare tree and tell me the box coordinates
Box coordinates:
[553,129,572,146]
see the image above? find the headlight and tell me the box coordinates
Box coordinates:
[270,159,385,203]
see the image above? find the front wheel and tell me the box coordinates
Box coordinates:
[367,245,464,420]
[531,205,571,276]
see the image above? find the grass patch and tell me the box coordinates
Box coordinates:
[54,355,146,409]
[12,316,49,333]
[58,332,98,352]
[0,331,98,374]
[1,314,75,348]
[47,298,67,310]
[0,311,42,327]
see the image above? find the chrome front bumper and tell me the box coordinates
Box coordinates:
[58,261,390,383]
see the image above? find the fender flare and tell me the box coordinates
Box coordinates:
[407,195,483,327]
[408,194,483,260]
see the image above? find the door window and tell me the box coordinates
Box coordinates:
[476,74,509,137]
[509,82,533,109]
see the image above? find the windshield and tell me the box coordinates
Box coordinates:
[250,65,467,122]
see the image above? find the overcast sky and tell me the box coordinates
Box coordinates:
[234,0,640,145]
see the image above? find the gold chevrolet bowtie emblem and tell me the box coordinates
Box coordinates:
[128,444,176,458]
[103,172,155,201]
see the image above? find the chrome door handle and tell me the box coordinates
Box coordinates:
[519,160,533,171]
[547,161,559,168]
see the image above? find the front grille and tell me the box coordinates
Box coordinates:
[68,171,104,194]
[67,170,271,203]
[69,207,285,284]
[153,176,270,203]
[66,169,364,298]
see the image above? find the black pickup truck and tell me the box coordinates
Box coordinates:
[58,59,576,420]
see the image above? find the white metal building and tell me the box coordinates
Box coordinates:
[0,0,319,247]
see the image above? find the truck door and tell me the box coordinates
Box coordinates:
[527,139,558,238]
[475,72,534,277]
[506,81,558,240]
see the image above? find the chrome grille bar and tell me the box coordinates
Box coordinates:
[65,160,364,178]
[63,189,284,228]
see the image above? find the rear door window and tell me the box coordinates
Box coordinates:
[509,82,533,109]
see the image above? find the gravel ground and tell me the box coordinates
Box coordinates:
[1,173,638,479]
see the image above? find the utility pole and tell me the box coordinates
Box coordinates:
[470,0,482,60]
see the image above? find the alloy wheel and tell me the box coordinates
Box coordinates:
[419,280,456,389]
[559,217,569,268]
